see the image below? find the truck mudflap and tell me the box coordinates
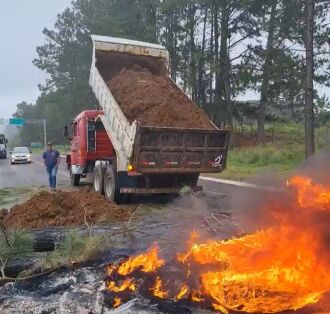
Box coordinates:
[120,186,203,194]
[132,126,230,174]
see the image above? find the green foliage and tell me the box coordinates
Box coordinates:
[41,231,109,270]
[218,120,330,180]
[265,123,305,142]
[0,187,34,207]
[0,229,34,278]
[11,0,330,147]
[179,185,193,197]
[230,144,304,168]
[214,143,304,181]
[30,145,68,156]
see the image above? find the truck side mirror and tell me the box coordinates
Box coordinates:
[64,125,73,141]
[5,139,8,144]
[9,151,12,155]
[64,125,69,137]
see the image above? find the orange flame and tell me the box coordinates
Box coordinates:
[107,279,136,292]
[191,290,204,302]
[177,175,330,312]
[113,297,122,308]
[106,175,330,313]
[175,284,189,300]
[106,264,116,277]
[150,276,168,299]
[117,245,164,276]
[287,175,330,208]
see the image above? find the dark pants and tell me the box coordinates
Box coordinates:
[46,165,58,189]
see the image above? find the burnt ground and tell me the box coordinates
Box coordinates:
[1,190,329,313]
[0,191,234,314]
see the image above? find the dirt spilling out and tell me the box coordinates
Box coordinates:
[107,65,215,129]
[3,189,133,229]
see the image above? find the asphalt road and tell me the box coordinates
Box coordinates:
[0,153,238,200]
[0,155,69,189]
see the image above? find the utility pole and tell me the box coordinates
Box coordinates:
[43,119,47,149]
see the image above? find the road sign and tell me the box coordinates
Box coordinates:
[8,118,47,148]
[9,118,25,126]
[30,142,43,148]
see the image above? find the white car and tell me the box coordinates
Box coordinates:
[10,147,32,164]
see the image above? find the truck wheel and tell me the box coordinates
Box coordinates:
[70,169,80,186]
[103,165,121,203]
[93,165,106,194]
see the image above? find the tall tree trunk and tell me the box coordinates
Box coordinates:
[197,6,208,107]
[166,9,177,81]
[188,4,197,101]
[305,0,315,157]
[147,0,158,42]
[214,3,221,125]
[219,1,231,126]
[209,5,214,108]
[257,0,277,145]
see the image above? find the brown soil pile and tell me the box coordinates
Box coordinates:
[107,66,215,129]
[3,189,133,229]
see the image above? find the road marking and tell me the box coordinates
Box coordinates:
[199,176,280,191]
[32,159,70,178]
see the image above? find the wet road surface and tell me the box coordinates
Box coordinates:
[0,153,237,200]
[0,155,69,189]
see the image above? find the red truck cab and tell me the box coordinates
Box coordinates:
[66,110,113,185]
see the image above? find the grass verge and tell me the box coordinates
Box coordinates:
[0,187,35,207]
[209,143,305,181]
[29,144,69,156]
[40,231,110,270]
[0,229,34,278]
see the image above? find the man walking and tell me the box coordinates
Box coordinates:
[43,142,60,191]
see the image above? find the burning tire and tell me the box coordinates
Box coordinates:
[104,165,121,203]
[94,165,106,194]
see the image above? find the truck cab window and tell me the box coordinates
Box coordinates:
[87,120,96,151]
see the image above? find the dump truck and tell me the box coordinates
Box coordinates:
[66,35,231,202]
[0,134,8,159]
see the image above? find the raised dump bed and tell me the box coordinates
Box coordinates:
[67,35,232,201]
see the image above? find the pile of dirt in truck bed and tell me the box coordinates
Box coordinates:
[2,189,133,229]
[107,65,215,129]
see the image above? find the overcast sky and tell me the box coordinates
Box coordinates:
[0,0,71,118]
[0,1,328,120]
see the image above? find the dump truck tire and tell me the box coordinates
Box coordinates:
[103,165,121,203]
[94,165,106,194]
